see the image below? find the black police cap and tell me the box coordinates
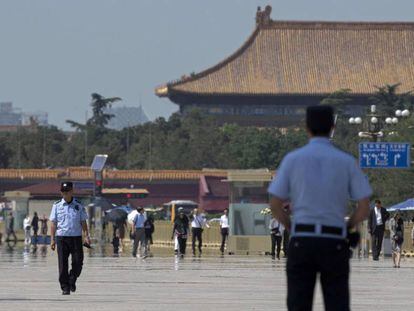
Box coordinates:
[60,181,73,191]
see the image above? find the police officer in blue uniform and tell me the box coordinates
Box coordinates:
[50,182,90,295]
[268,106,372,311]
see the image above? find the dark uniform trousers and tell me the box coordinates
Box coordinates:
[371,225,385,259]
[220,228,229,253]
[56,236,84,291]
[192,228,203,253]
[287,237,350,311]
[270,234,282,258]
[283,230,290,257]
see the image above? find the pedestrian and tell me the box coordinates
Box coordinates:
[40,215,48,237]
[31,212,39,239]
[172,208,189,257]
[282,204,290,258]
[173,207,189,255]
[6,212,17,244]
[389,210,404,268]
[23,214,31,245]
[219,209,229,255]
[368,199,390,260]
[269,216,283,260]
[412,217,414,247]
[191,208,209,256]
[268,105,372,311]
[132,207,147,259]
[49,182,90,295]
[144,215,155,251]
[112,228,120,255]
[117,219,127,253]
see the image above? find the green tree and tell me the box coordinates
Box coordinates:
[320,88,352,115]
[67,93,122,130]
[370,83,413,115]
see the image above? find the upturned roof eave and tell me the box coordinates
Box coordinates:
[154,26,262,97]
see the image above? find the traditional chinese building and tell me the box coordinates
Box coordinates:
[155,5,414,126]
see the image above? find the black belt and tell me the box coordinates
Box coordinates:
[295,224,343,236]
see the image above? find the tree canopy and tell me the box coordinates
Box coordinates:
[0,86,413,206]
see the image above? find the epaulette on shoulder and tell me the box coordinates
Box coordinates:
[53,199,61,205]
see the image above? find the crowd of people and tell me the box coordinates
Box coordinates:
[1,211,49,247]
[127,206,230,259]
[22,212,49,245]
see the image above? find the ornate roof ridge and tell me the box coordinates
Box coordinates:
[265,20,414,30]
[155,5,414,98]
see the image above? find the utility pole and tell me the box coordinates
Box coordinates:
[126,122,130,169]
[17,126,21,170]
[84,111,88,166]
[148,124,152,170]
[42,126,46,167]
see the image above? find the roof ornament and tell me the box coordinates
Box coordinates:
[255,5,272,27]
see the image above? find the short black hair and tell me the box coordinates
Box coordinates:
[375,199,381,204]
[306,105,334,136]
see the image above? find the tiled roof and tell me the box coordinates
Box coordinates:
[104,170,227,180]
[156,18,414,97]
[0,168,228,180]
[65,167,94,179]
[0,169,63,179]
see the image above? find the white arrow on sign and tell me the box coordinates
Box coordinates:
[371,154,379,165]
[362,154,370,166]
[394,153,401,166]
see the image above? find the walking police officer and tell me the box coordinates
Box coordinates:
[268,106,372,311]
[50,182,90,295]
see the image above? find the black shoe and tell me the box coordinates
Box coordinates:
[70,284,76,292]
[62,290,70,295]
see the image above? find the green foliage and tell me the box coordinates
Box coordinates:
[1,85,413,206]
[320,88,352,115]
[67,93,122,130]
[369,83,413,115]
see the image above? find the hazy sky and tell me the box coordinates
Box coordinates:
[1,0,413,129]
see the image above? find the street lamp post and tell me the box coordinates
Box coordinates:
[348,105,410,141]
[348,104,410,258]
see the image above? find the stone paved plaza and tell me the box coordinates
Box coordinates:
[1,244,414,311]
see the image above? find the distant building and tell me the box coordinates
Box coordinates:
[156,5,414,126]
[0,102,48,127]
[0,102,21,126]
[104,105,149,130]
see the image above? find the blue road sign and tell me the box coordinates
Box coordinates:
[359,142,411,168]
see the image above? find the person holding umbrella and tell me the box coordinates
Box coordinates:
[104,205,132,254]
[132,207,147,259]
[172,207,189,258]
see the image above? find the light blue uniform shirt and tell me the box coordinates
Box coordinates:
[268,137,372,238]
[49,198,88,237]
[133,213,146,228]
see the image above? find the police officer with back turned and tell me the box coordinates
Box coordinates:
[268,106,372,311]
[50,182,90,295]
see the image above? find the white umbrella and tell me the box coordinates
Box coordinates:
[128,210,138,224]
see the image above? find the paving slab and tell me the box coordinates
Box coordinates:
[0,245,413,310]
